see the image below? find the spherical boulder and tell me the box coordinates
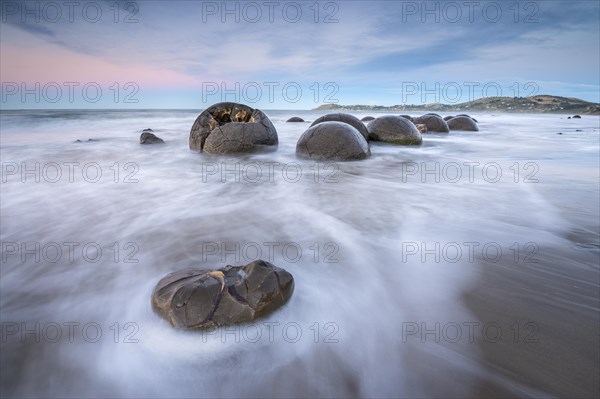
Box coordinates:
[455,114,478,123]
[287,117,305,122]
[152,260,294,329]
[413,115,450,133]
[296,121,370,160]
[310,113,369,141]
[367,116,422,145]
[399,115,414,122]
[447,116,479,131]
[189,102,278,153]
[361,116,375,122]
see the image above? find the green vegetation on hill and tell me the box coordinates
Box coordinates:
[315,95,600,114]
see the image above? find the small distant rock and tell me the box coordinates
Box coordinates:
[286,117,305,122]
[557,132,563,135]
[576,129,583,132]
[152,260,294,329]
[143,128,154,132]
[361,116,375,122]
[140,132,165,144]
[74,139,99,143]
[572,115,581,119]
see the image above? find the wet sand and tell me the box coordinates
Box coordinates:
[465,240,599,398]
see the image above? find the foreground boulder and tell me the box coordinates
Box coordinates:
[361,116,375,122]
[140,131,165,144]
[367,116,422,145]
[447,116,479,131]
[310,113,369,141]
[287,117,305,122]
[413,115,450,133]
[189,102,278,153]
[152,260,293,329]
[296,121,370,160]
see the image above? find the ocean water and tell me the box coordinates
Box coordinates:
[1,109,599,398]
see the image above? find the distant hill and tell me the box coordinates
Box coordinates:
[314,95,600,115]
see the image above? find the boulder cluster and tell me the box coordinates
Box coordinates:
[149,104,483,331]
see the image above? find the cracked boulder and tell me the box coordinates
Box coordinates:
[189,102,278,153]
[367,115,422,145]
[296,121,370,160]
[152,260,294,329]
[413,115,450,133]
[447,116,479,131]
[310,113,369,141]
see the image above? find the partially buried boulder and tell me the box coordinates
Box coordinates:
[361,116,375,122]
[152,260,294,329]
[572,115,582,119]
[367,116,422,145]
[296,121,370,160]
[287,117,305,122]
[413,114,450,133]
[189,102,278,154]
[455,114,478,123]
[140,132,165,144]
[443,116,454,121]
[310,113,369,141]
[447,116,479,131]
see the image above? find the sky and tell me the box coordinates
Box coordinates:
[0,0,599,109]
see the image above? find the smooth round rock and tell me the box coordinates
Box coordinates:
[572,115,581,119]
[447,116,479,131]
[361,116,375,122]
[287,117,305,122]
[310,113,369,141]
[367,116,422,145]
[296,121,370,160]
[189,102,278,153]
[152,260,294,329]
[455,114,478,123]
[413,115,450,133]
